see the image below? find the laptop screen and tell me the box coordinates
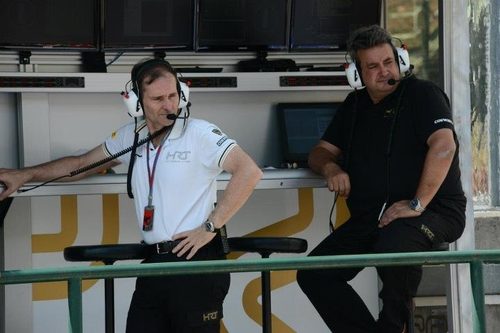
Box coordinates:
[277,102,340,167]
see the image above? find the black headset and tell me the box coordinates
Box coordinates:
[122,58,190,117]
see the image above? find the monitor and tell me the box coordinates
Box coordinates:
[103,0,195,51]
[196,0,288,52]
[277,102,340,167]
[290,0,382,51]
[0,0,98,50]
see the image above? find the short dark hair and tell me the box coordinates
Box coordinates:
[347,25,395,64]
[131,58,179,97]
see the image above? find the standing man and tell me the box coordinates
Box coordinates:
[0,58,262,332]
[297,25,466,333]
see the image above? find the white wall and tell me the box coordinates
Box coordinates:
[0,93,18,168]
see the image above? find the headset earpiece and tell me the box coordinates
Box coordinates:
[344,59,364,89]
[178,80,190,109]
[395,45,410,74]
[121,90,143,118]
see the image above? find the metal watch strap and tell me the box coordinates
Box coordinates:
[409,197,425,213]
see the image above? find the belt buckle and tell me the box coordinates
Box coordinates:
[156,242,171,254]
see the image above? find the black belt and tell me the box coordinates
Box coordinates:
[145,240,182,255]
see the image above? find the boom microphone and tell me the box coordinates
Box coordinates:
[387,78,400,86]
[388,66,414,86]
[166,112,189,120]
[166,103,191,120]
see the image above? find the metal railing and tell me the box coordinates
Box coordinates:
[2,249,500,333]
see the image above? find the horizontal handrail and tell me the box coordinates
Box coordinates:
[2,248,500,333]
[1,249,500,284]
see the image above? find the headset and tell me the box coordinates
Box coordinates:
[120,58,191,198]
[121,58,190,118]
[344,39,411,89]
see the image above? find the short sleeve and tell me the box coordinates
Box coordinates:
[103,122,138,165]
[412,81,455,143]
[198,124,237,169]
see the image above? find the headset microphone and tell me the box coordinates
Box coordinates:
[387,78,399,86]
[166,103,192,120]
[388,69,414,86]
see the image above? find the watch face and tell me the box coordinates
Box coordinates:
[204,221,215,232]
[409,199,417,209]
[409,198,424,212]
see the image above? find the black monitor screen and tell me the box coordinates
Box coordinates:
[291,0,381,51]
[277,103,340,166]
[104,0,194,51]
[0,0,98,50]
[197,0,287,51]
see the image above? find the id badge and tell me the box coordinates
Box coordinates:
[143,205,154,231]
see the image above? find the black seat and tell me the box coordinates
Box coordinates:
[64,243,148,264]
[64,237,307,333]
[228,236,307,257]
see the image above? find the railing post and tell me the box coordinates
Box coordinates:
[67,278,83,333]
[470,260,486,333]
[260,253,272,333]
[104,277,115,333]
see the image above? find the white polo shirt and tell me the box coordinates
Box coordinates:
[103,118,236,244]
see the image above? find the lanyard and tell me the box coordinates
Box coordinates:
[146,134,168,206]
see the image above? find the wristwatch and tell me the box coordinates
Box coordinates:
[409,198,426,213]
[203,220,219,233]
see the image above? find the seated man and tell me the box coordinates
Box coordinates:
[297,25,466,333]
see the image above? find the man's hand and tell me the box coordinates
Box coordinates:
[0,168,33,201]
[308,143,349,197]
[378,200,422,228]
[323,163,351,197]
[172,226,217,260]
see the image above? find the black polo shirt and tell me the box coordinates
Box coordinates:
[322,77,465,223]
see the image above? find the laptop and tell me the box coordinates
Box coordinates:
[277,102,340,168]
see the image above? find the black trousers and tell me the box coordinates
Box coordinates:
[126,237,230,333]
[296,209,464,333]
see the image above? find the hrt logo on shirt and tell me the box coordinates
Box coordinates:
[165,151,191,162]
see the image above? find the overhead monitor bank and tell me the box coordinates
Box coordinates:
[0,0,382,53]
